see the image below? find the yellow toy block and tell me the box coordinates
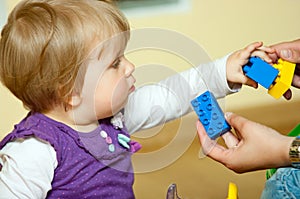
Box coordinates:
[268,59,296,99]
[227,182,238,199]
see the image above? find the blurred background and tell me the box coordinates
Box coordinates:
[1,0,300,198]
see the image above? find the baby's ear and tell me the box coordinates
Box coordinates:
[68,92,82,108]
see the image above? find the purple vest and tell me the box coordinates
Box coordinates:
[0,112,140,198]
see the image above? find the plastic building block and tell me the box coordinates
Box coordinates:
[227,182,238,199]
[243,57,295,99]
[243,57,279,89]
[268,59,296,99]
[191,91,231,139]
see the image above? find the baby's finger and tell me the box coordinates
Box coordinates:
[234,73,257,88]
[268,52,279,63]
[239,42,263,59]
[245,78,258,88]
[245,41,263,52]
[251,51,273,63]
[257,46,276,54]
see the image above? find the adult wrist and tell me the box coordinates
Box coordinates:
[289,136,300,168]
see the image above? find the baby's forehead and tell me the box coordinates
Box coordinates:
[88,33,129,60]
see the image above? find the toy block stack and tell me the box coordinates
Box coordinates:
[243,57,296,99]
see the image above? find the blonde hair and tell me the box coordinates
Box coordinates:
[0,0,130,113]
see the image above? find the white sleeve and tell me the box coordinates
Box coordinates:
[124,55,240,134]
[0,137,57,199]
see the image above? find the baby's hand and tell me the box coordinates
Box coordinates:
[226,42,275,88]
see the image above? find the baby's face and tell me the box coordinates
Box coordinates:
[77,34,135,122]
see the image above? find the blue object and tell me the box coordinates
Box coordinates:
[191,91,231,139]
[243,57,279,89]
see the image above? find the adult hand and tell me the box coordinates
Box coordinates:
[269,39,300,99]
[270,39,300,63]
[197,112,294,173]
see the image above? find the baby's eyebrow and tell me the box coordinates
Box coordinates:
[97,48,104,60]
[114,50,124,60]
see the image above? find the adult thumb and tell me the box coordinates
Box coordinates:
[225,112,249,136]
[279,49,300,63]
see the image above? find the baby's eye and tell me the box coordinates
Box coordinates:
[112,58,121,68]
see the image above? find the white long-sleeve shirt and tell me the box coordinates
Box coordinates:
[0,55,239,198]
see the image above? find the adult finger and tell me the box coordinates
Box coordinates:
[221,132,239,148]
[292,73,300,88]
[283,89,292,100]
[196,120,229,162]
[196,120,218,155]
[277,49,300,63]
[224,112,250,138]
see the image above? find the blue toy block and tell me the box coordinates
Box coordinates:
[191,91,231,139]
[243,57,279,89]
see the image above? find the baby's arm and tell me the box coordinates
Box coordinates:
[0,137,57,198]
[125,55,233,134]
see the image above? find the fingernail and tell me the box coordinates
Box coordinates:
[225,112,232,119]
[281,49,292,58]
